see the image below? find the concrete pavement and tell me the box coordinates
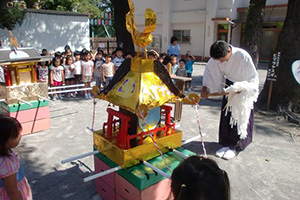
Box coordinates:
[17,62,300,200]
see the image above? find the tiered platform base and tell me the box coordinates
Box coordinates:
[0,100,50,135]
[94,148,195,200]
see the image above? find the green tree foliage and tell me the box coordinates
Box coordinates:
[40,0,101,18]
[0,1,25,30]
[24,0,37,8]
[0,0,106,29]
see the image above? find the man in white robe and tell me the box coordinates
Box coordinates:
[201,40,259,160]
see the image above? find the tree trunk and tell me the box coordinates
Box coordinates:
[111,0,135,56]
[241,0,266,68]
[258,0,300,115]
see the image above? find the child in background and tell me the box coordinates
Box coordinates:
[37,61,48,83]
[41,48,48,56]
[124,52,132,59]
[171,156,230,200]
[170,55,178,75]
[0,116,32,200]
[73,51,82,84]
[175,59,187,77]
[158,52,167,63]
[174,59,188,92]
[81,51,94,99]
[92,47,104,61]
[111,50,117,60]
[64,56,75,98]
[62,45,72,66]
[50,57,65,100]
[94,51,105,90]
[185,51,195,91]
[113,47,125,70]
[102,54,115,88]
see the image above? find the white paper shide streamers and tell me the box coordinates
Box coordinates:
[223,81,259,139]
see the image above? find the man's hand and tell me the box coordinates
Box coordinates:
[201,86,209,98]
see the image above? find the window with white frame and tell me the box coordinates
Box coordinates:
[173,30,191,43]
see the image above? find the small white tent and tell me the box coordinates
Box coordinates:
[0,9,90,53]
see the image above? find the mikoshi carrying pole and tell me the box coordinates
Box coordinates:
[61,150,100,164]
[61,135,201,181]
[38,95,54,103]
[143,161,171,179]
[18,98,33,106]
[48,84,85,90]
[172,149,189,159]
[84,166,123,182]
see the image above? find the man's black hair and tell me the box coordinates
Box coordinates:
[147,51,156,57]
[162,56,171,65]
[210,40,230,59]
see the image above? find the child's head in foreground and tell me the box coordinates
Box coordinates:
[0,116,22,156]
[171,156,230,200]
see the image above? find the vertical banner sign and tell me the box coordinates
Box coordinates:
[267,52,280,109]
[267,52,280,81]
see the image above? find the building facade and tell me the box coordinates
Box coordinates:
[131,0,288,60]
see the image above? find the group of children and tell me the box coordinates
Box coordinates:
[0,115,230,200]
[37,45,196,101]
[147,49,196,91]
[37,46,127,100]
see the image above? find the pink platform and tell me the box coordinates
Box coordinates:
[94,156,173,200]
[9,106,50,123]
[95,178,116,200]
[115,174,172,200]
[21,117,50,135]
[94,155,115,189]
[115,194,125,200]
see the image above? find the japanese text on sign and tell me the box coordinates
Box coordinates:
[267,52,280,81]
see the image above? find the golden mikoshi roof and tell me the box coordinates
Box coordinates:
[100,58,180,115]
